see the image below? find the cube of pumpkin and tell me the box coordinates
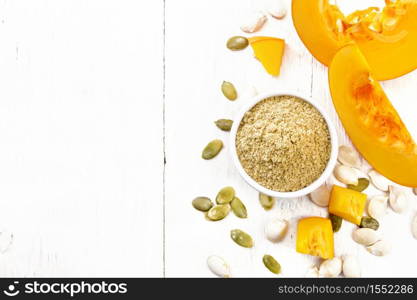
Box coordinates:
[329,185,367,225]
[296,217,334,259]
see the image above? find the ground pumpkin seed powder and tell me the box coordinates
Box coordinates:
[236,95,331,192]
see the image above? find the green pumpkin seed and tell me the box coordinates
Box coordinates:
[231,197,247,218]
[202,139,223,160]
[347,178,370,192]
[221,81,237,101]
[207,204,231,221]
[360,216,379,230]
[192,197,213,212]
[226,36,249,51]
[259,193,275,210]
[329,213,343,232]
[214,119,233,132]
[230,229,253,248]
[263,255,281,274]
[216,186,235,204]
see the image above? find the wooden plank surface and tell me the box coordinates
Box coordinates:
[165,0,417,277]
[0,0,164,276]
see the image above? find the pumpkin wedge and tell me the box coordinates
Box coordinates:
[249,37,285,76]
[292,0,417,80]
[329,44,417,187]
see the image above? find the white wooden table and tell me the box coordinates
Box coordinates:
[0,0,416,277]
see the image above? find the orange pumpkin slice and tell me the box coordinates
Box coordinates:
[249,37,285,76]
[329,44,417,187]
[292,0,417,80]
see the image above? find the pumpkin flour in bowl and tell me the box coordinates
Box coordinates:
[236,95,331,192]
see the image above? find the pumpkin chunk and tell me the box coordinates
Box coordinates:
[249,36,285,76]
[329,186,367,225]
[296,217,334,259]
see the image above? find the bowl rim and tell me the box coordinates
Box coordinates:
[229,90,339,198]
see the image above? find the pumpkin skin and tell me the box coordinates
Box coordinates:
[329,44,417,187]
[292,0,417,80]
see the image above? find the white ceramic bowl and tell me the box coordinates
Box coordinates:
[229,90,338,198]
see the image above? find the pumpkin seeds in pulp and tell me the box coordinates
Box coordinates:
[221,81,237,101]
[216,186,235,204]
[207,204,231,221]
[215,119,233,132]
[192,197,213,212]
[230,229,253,248]
[226,36,249,51]
[259,193,275,210]
[329,213,342,232]
[347,178,370,192]
[360,216,379,230]
[202,139,223,160]
[231,197,247,218]
[263,255,281,274]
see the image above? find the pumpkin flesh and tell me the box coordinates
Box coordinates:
[329,44,417,187]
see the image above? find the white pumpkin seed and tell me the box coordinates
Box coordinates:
[337,145,361,168]
[309,184,331,207]
[388,185,409,213]
[368,170,390,192]
[207,255,231,278]
[333,165,359,185]
[267,0,287,19]
[240,12,267,33]
[264,219,288,242]
[366,240,391,256]
[411,214,417,239]
[342,255,361,278]
[367,195,388,220]
[319,257,342,278]
[352,228,381,246]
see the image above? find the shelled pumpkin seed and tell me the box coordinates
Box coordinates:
[359,216,379,230]
[226,36,249,51]
[263,255,281,274]
[207,204,231,221]
[347,178,370,192]
[214,119,233,131]
[202,139,223,160]
[230,229,253,248]
[221,81,237,101]
[329,214,342,232]
[259,193,275,210]
[216,186,235,204]
[231,197,247,218]
[192,197,213,212]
